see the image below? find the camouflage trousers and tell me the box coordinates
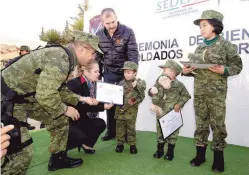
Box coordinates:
[194,94,227,151]
[156,120,179,145]
[1,103,69,175]
[116,119,136,145]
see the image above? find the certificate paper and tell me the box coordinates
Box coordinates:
[96,82,124,105]
[158,110,183,139]
[180,61,216,69]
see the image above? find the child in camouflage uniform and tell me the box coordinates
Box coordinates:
[182,10,242,172]
[149,60,191,161]
[115,61,146,154]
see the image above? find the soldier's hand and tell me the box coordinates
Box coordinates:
[174,104,181,112]
[64,106,80,121]
[182,65,196,75]
[104,103,114,110]
[1,124,14,159]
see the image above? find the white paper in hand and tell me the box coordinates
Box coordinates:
[158,110,183,139]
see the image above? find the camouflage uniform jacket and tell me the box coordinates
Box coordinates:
[115,78,146,120]
[1,45,80,119]
[188,36,242,96]
[150,77,191,119]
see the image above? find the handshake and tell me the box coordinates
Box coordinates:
[80,96,114,110]
[64,96,114,121]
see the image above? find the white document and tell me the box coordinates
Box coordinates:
[158,110,183,139]
[96,82,124,105]
[180,61,216,69]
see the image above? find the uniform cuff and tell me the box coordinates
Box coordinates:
[223,67,229,76]
[54,103,68,119]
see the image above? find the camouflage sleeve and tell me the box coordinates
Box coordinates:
[176,83,191,108]
[35,50,70,119]
[134,78,146,104]
[59,85,80,106]
[224,42,243,76]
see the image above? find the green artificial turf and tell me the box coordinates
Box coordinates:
[27,130,249,175]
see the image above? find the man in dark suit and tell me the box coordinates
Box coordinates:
[96,8,139,141]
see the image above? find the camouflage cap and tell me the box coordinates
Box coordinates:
[194,10,223,25]
[73,30,103,54]
[20,45,30,51]
[159,60,182,76]
[121,61,138,71]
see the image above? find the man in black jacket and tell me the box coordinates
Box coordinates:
[96,8,139,141]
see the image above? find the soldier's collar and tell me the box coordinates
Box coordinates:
[67,44,79,67]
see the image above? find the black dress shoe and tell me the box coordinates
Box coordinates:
[101,135,115,141]
[78,146,95,154]
[115,145,124,153]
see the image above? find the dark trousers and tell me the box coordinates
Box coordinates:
[67,118,106,149]
[103,68,124,137]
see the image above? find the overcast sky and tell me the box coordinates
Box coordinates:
[0,0,82,48]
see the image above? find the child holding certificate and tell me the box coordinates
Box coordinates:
[149,60,191,161]
[115,61,146,154]
[182,10,242,172]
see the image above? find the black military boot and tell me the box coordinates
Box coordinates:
[153,143,165,158]
[212,150,224,172]
[48,151,83,171]
[115,144,124,153]
[164,144,175,161]
[130,145,137,154]
[190,146,206,167]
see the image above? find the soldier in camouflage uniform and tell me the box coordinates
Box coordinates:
[115,61,146,154]
[149,60,191,161]
[19,45,30,56]
[182,10,243,172]
[1,31,103,174]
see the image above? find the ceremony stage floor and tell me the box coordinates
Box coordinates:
[27,130,249,175]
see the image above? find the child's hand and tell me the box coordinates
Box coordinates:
[174,104,181,112]
[150,104,162,115]
[150,87,158,95]
[128,98,136,105]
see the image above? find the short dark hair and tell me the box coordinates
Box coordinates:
[208,19,224,35]
[101,8,116,17]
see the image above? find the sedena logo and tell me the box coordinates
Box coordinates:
[156,0,213,19]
